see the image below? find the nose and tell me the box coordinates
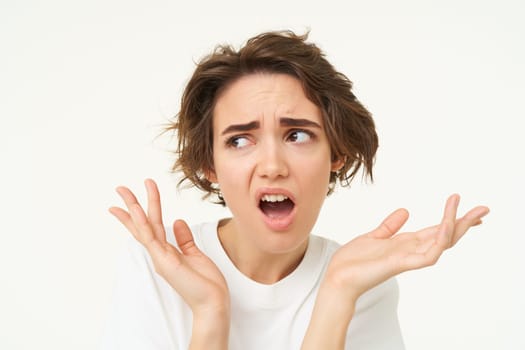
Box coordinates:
[255,140,289,179]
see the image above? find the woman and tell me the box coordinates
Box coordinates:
[103,31,489,350]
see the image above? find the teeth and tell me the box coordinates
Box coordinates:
[261,194,288,202]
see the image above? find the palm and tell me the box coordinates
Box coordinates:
[152,223,229,310]
[325,196,489,300]
[109,179,229,312]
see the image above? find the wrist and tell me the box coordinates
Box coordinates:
[302,286,356,350]
[190,308,230,350]
[316,284,356,328]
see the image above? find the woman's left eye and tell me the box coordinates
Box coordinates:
[287,130,313,143]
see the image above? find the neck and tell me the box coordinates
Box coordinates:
[217,218,309,284]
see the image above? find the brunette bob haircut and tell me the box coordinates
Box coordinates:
[166,30,378,205]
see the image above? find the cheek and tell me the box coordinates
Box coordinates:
[214,155,252,188]
[296,148,332,178]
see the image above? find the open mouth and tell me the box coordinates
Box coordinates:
[259,194,295,219]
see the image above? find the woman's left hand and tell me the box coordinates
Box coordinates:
[302,194,489,349]
[323,194,489,303]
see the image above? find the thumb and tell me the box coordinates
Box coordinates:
[370,208,409,239]
[172,219,200,256]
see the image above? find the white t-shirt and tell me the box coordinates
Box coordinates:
[101,221,405,350]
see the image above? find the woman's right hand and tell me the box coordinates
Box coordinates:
[109,179,230,324]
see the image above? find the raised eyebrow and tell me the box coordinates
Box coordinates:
[280,117,322,129]
[221,121,260,135]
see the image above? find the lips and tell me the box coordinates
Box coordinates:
[256,188,296,231]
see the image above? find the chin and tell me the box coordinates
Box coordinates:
[254,224,311,255]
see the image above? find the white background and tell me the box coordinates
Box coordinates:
[1,0,523,349]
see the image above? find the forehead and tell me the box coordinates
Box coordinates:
[212,73,322,129]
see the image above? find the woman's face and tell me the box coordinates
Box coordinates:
[209,73,343,254]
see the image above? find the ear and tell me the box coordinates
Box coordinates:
[204,168,218,183]
[330,157,345,172]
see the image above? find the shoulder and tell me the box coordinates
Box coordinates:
[357,277,399,313]
[309,235,403,349]
[309,234,399,302]
[309,234,341,259]
[147,220,219,251]
[346,276,404,349]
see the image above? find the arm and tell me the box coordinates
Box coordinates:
[302,194,489,350]
[109,179,230,350]
[301,284,356,349]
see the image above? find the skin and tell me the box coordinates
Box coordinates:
[109,73,490,350]
[208,73,344,283]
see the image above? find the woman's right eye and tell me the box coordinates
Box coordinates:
[226,136,252,149]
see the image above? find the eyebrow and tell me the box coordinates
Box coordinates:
[221,121,260,135]
[280,117,321,129]
[221,117,321,135]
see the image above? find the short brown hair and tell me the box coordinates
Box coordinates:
[165,30,378,204]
